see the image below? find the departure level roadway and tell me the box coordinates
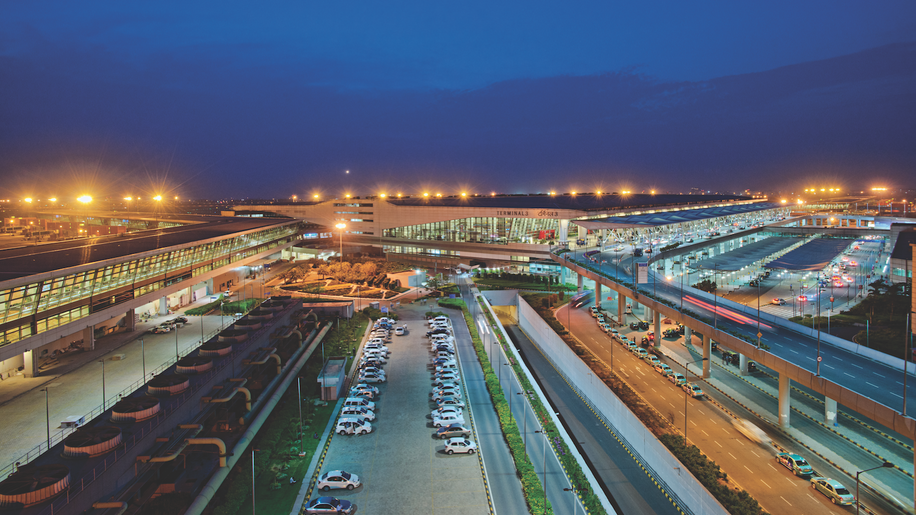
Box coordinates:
[564,247,916,419]
[560,303,905,514]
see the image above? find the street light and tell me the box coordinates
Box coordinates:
[99,359,106,410]
[518,390,534,449]
[535,429,554,514]
[251,448,261,515]
[856,462,893,514]
[683,358,708,445]
[40,387,52,449]
[335,223,346,263]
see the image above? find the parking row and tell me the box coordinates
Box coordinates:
[428,315,479,455]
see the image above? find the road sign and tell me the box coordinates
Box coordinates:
[757,332,763,339]
[817,356,823,362]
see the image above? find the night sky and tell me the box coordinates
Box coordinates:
[2,1,915,200]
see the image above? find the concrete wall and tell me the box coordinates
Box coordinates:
[515,296,728,515]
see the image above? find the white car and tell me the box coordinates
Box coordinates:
[444,437,477,455]
[395,326,405,336]
[432,388,462,402]
[434,380,460,390]
[336,417,372,435]
[352,383,379,395]
[434,412,466,428]
[349,386,377,399]
[317,470,361,491]
[341,406,375,421]
[433,376,460,387]
[359,371,386,383]
[435,396,465,408]
[431,406,463,418]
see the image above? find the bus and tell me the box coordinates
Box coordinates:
[570,290,594,308]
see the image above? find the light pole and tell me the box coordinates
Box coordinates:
[517,390,533,450]
[335,223,346,263]
[175,322,180,361]
[856,462,893,514]
[816,272,822,376]
[683,358,708,445]
[41,387,51,449]
[99,359,106,411]
[141,337,146,382]
[251,448,260,515]
[563,487,579,515]
[535,429,553,514]
[297,377,304,456]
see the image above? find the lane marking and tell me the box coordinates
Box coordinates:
[760,479,771,489]
[780,496,792,506]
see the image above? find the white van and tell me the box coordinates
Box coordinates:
[336,417,373,435]
[343,397,376,411]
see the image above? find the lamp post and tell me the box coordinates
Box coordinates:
[856,462,893,514]
[683,358,708,445]
[297,377,304,455]
[517,390,533,450]
[175,322,180,361]
[563,487,579,515]
[141,337,146,382]
[251,448,260,515]
[535,429,553,514]
[335,223,346,263]
[99,359,106,410]
[41,387,51,449]
[816,272,822,376]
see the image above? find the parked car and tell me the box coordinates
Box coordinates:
[668,373,686,386]
[634,348,648,359]
[317,470,361,491]
[432,388,462,401]
[810,477,855,505]
[149,326,170,334]
[444,437,477,454]
[335,417,372,435]
[359,371,386,383]
[351,383,379,395]
[644,355,661,366]
[341,406,375,421]
[682,382,705,398]
[431,406,463,418]
[395,326,406,336]
[434,412,466,428]
[436,423,471,439]
[775,452,813,477]
[305,496,356,514]
[435,396,466,408]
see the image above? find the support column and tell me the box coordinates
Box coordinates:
[595,283,602,307]
[558,219,570,245]
[618,294,625,323]
[577,274,584,294]
[83,325,95,351]
[653,310,661,348]
[684,326,692,346]
[645,306,652,321]
[159,295,169,315]
[778,372,791,428]
[825,397,838,426]
[125,308,136,332]
[23,350,38,378]
[739,353,748,375]
[702,334,711,378]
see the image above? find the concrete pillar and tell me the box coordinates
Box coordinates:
[739,353,748,375]
[125,308,136,332]
[159,295,169,315]
[653,310,661,348]
[595,283,602,307]
[645,306,652,321]
[559,219,570,245]
[577,224,587,239]
[23,350,38,378]
[577,274,584,294]
[702,335,711,378]
[618,294,625,323]
[684,326,692,345]
[825,397,838,426]
[83,325,95,351]
[778,373,791,428]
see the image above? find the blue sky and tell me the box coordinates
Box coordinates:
[1,1,915,199]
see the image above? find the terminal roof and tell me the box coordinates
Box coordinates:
[0,217,292,283]
[385,193,750,211]
[766,238,854,271]
[577,202,781,229]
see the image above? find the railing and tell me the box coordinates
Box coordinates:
[31,299,303,514]
[0,304,298,479]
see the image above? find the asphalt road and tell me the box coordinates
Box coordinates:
[499,322,681,515]
[563,302,909,514]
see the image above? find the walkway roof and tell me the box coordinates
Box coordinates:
[766,238,854,271]
[385,193,750,211]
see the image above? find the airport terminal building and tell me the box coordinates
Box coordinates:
[238,193,788,270]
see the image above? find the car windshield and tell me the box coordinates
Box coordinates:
[795,459,809,467]
[340,471,351,480]
[835,487,850,495]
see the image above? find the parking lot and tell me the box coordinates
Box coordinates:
[306,304,491,514]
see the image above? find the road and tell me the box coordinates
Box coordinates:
[558,303,862,514]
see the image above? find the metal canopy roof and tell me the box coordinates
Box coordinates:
[577,202,781,229]
[766,238,853,271]
[385,193,749,211]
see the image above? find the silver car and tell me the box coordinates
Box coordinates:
[316,470,361,491]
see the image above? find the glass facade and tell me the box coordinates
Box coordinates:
[384,217,560,244]
[0,223,299,348]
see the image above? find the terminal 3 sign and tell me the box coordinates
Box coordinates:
[495,209,560,218]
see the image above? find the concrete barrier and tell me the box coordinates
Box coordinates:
[513,296,729,515]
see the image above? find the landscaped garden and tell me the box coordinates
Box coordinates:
[472,270,576,292]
